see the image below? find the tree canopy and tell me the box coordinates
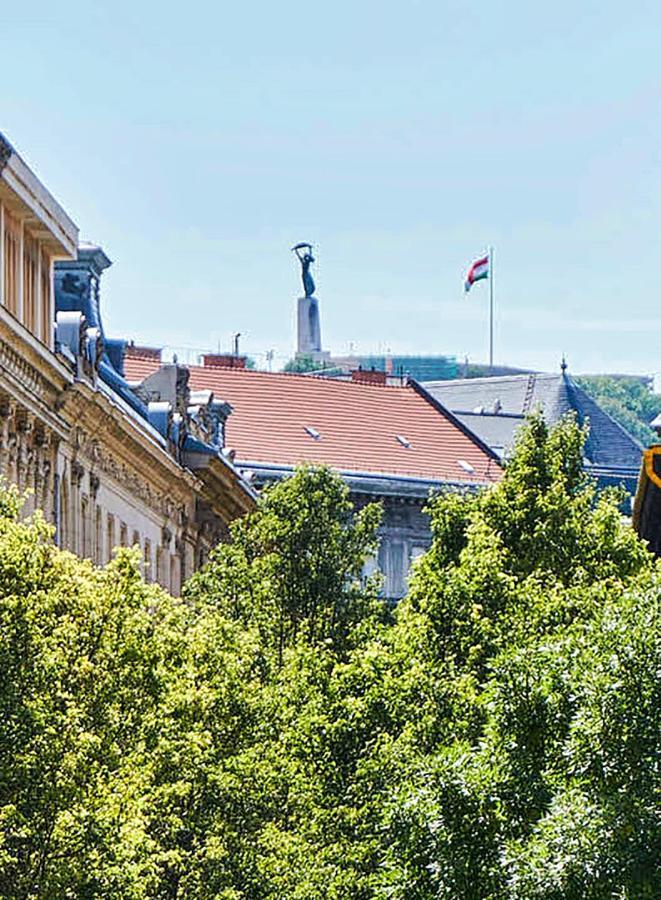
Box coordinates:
[281,355,332,374]
[1,417,659,898]
[576,374,661,445]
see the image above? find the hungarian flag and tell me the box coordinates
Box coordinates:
[464,254,489,292]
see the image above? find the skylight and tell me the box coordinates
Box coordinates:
[396,434,411,448]
[304,425,321,441]
[457,459,476,475]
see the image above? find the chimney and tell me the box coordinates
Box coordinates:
[125,343,162,362]
[202,353,247,369]
[351,367,387,386]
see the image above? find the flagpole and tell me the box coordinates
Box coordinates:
[489,245,494,371]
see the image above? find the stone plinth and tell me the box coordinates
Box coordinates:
[297,295,322,354]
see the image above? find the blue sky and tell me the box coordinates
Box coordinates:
[3,1,660,374]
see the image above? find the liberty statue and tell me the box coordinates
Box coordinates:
[292,242,316,297]
[292,242,323,355]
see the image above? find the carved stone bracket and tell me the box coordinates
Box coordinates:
[71,460,85,486]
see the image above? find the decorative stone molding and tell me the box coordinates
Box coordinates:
[70,460,85,486]
[0,135,11,173]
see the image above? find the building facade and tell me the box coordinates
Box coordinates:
[0,133,255,593]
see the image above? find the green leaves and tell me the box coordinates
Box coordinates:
[185,466,383,665]
[1,421,658,898]
[576,374,661,446]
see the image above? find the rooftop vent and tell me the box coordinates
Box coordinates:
[304,425,321,440]
[126,342,162,362]
[492,398,502,414]
[457,459,476,475]
[396,434,411,448]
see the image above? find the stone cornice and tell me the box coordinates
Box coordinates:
[0,303,253,527]
[61,380,196,508]
[193,455,256,524]
[0,131,78,257]
[0,310,72,439]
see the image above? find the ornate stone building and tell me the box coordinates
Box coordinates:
[0,133,255,593]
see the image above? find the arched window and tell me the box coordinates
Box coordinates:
[95,506,102,564]
[170,555,179,596]
[107,514,116,562]
[155,546,163,588]
[59,475,70,550]
[81,495,89,558]
[144,539,152,582]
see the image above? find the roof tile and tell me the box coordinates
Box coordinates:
[123,359,501,484]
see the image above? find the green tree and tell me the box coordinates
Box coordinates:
[282,355,330,374]
[0,484,188,897]
[378,416,658,898]
[1,419,658,898]
[577,374,661,445]
[185,466,382,663]
[138,468,383,896]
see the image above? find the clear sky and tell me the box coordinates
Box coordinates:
[3,1,660,374]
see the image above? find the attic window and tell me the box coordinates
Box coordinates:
[396,434,412,448]
[304,425,321,441]
[457,459,476,475]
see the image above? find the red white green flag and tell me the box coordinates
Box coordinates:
[464,254,489,293]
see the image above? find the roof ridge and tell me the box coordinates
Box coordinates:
[185,365,411,390]
[425,374,535,387]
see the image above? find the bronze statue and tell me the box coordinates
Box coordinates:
[292,242,316,297]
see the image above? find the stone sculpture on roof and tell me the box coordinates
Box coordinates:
[292,242,316,297]
[293,242,327,360]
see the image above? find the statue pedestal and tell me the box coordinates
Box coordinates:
[297,295,325,356]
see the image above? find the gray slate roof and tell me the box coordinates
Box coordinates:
[423,373,643,487]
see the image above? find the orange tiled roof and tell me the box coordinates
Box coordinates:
[123,358,501,484]
[123,354,162,382]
